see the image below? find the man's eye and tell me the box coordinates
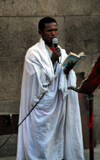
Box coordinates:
[48,30,52,32]
[47,29,58,32]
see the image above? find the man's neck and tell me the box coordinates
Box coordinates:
[45,41,54,48]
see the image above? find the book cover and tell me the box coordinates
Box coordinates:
[62,52,86,67]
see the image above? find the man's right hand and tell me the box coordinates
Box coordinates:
[51,47,61,65]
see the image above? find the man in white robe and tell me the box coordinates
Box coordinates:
[16,17,84,160]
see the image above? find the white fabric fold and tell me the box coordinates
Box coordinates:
[64,70,84,160]
[58,67,68,99]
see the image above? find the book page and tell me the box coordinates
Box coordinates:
[78,52,85,57]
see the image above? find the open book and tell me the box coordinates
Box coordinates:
[62,52,86,67]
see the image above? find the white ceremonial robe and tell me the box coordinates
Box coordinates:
[16,38,85,160]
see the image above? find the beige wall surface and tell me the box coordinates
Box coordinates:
[0,0,100,157]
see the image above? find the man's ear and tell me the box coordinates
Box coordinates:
[38,30,43,36]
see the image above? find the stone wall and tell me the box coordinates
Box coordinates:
[0,0,100,157]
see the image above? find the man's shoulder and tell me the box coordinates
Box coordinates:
[28,42,39,52]
[25,41,41,62]
[26,42,39,55]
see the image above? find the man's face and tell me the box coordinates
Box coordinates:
[39,22,58,46]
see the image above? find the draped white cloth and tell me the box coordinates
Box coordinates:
[16,38,84,160]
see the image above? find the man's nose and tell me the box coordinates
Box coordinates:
[51,31,56,36]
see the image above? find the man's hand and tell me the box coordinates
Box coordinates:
[51,47,61,65]
[63,61,76,74]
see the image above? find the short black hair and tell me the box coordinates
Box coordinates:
[38,17,57,31]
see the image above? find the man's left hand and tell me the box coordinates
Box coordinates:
[63,61,75,74]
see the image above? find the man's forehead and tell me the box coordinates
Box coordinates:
[44,22,58,28]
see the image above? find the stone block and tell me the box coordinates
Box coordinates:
[91,0,100,15]
[64,16,100,54]
[94,118,100,144]
[0,17,41,58]
[0,18,10,58]
[0,134,17,157]
[0,16,39,58]
[37,0,90,15]
[64,16,100,73]
[0,156,16,160]
[94,90,100,144]
[0,100,20,113]
[0,0,36,16]
[0,1,4,16]
[94,90,100,117]
[9,17,40,58]
[0,59,23,100]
